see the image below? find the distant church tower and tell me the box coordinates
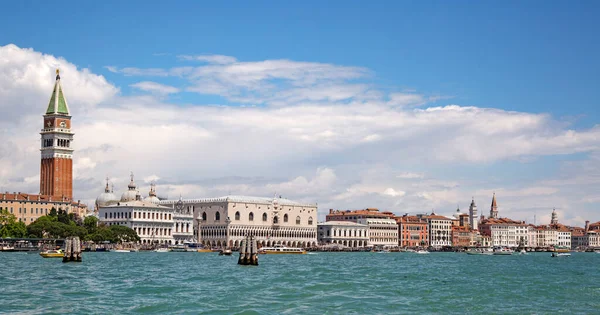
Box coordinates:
[40,69,74,199]
[490,193,498,219]
[550,208,558,225]
[469,197,478,230]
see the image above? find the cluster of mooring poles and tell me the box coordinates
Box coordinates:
[238,235,259,266]
[63,236,82,263]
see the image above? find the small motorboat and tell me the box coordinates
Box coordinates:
[153,248,169,253]
[219,249,233,256]
[112,249,131,253]
[551,252,571,257]
[519,249,527,255]
[415,250,430,254]
[258,245,306,254]
[39,249,64,258]
[493,247,513,255]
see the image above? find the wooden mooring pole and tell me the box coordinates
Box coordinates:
[63,236,82,263]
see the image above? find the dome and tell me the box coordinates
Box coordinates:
[144,182,160,204]
[144,195,160,204]
[95,179,119,208]
[120,172,138,202]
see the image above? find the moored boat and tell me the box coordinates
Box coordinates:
[153,248,169,253]
[39,249,64,258]
[493,247,513,255]
[259,244,306,254]
[112,249,131,253]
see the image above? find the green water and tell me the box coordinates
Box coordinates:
[0,252,598,314]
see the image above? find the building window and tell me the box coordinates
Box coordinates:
[262,213,267,222]
[296,216,301,225]
[249,212,254,221]
[235,211,240,221]
[273,216,279,224]
[284,214,288,223]
[215,211,220,221]
[308,217,313,225]
[202,212,207,221]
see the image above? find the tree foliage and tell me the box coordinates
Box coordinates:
[24,212,139,244]
[0,209,27,238]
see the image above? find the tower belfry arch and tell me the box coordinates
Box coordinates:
[40,69,74,199]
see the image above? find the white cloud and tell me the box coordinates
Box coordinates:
[397,172,424,179]
[178,54,238,64]
[130,81,180,95]
[2,44,600,226]
[383,188,405,197]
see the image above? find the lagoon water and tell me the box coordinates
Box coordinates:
[1,251,599,314]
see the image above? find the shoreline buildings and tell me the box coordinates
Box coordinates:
[0,70,86,223]
[159,196,318,248]
[96,175,195,245]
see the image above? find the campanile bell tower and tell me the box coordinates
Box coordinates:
[40,69,74,199]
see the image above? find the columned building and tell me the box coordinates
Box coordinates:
[97,177,174,244]
[160,196,195,244]
[159,196,318,249]
[357,218,398,247]
[40,69,74,200]
[317,221,369,247]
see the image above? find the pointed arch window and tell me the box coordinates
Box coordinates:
[283,214,288,223]
[262,213,267,222]
[235,211,240,221]
[249,212,254,221]
[296,216,301,225]
[215,211,221,221]
[202,212,207,221]
[273,216,278,224]
[308,217,313,225]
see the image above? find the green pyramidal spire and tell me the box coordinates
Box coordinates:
[46,69,70,115]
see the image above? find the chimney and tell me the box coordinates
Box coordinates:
[585,220,590,231]
[329,209,333,214]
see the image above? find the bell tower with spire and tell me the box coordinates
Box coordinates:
[551,208,558,225]
[490,193,498,219]
[469,197,478,230]
[40,69,74,199]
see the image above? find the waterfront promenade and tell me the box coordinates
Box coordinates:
[1,251,598,314]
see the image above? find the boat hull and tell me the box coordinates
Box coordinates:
[40,252,63,258]
[260,250,307,254]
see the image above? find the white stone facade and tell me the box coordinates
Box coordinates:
[160,196,318,248]
[426,216,453,248]
[161,198,195,244]
[317,221,369,247]
[357,218,398,247]
[537,229,557,247]
[99,200,175,244]
[489,224,530,248]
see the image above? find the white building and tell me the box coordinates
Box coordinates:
[99,198,174,244]
[357,218,398,247]
[536,227,557,247]
[160,195,318,248]
[317,221,369,247]
[96,174,182,245]
[479,218,531,248]
[159,196,195,244]
[425,214,453,248]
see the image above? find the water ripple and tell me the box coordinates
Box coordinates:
[1,252,599,314]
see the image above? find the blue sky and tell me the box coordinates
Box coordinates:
[1,1,600,225]
[3,1,599,122]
